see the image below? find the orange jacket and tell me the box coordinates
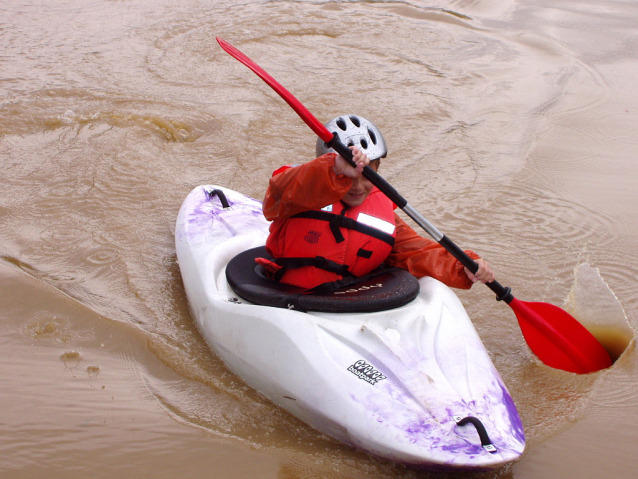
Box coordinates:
[263,153,479,290]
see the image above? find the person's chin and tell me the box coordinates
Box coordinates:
[344,195,366,206]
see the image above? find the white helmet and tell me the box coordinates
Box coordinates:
[316,115,387,161]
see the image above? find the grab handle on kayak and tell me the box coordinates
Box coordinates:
[454,415,498,453]
[205,187,231,209]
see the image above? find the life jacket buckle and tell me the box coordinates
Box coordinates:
[314,256,328,270]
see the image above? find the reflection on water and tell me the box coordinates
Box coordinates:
[1,0,637,478]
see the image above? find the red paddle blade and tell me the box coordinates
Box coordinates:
[508,298,612,373]
[216,37,333,143]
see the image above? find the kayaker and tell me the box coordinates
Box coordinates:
[258,114,495,290]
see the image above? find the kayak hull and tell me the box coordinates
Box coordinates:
[175,185,525,470]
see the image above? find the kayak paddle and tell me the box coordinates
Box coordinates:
[216,37,613,374]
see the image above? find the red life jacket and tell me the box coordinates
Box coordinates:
[263,188,397,289]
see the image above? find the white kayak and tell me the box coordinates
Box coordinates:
[175,185,525,470]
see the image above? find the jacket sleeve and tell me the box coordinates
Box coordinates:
[386,214,480,289]
[262,153,353,221]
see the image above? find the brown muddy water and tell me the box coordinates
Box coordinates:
[1,1,637,478]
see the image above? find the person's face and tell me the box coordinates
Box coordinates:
[342,159,380,207]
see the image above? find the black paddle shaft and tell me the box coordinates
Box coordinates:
[328,134,514,304]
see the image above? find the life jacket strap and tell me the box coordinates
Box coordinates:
[291,210,395,246]
[307,263,396,293]
[271,255,355,281]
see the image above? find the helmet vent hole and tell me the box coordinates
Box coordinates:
[368,128,377,145]
[336,118,347,130]
[349,116,361,127]
[360,139,368,149]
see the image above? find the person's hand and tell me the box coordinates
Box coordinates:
[465,258,495,284]
[333,146,370,178]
